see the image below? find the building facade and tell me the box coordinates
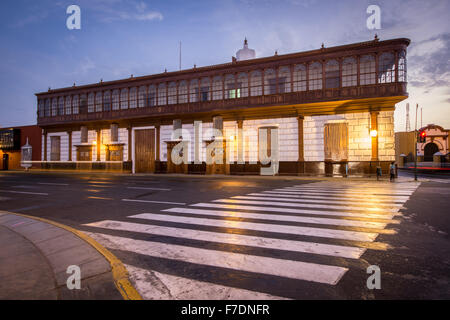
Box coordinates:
[35,37,409,176]
[0,125,42,170]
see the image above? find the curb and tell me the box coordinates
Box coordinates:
[5,211,142,300]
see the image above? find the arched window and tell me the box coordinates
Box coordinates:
[51,97,57,116]
[112,90,120,110]
[138,86,146,108]
[200,77,210,101]
[342,57,357,87]
[250,70,262,96]
[398,50,407,82]
[129,87,137,108]
[264,69,276,95]
[378,52,395,83]
[72,95,79,114]
[278,66,291,93]
[178,81,188,103]
[237,73,248,97]
[148,85,156,106]
[58,97,64,115]
[157,83,166,106]
[120,88,128,109]
[225,74,237,99]
[79,94,87,113]
[325,60,340,89]
[293,64,306,91]
[168,82,177,105]
[212,76,223,100]
[65,96,71,115]
[308,62,322,90]
[45,98,51,117]
[95,92,102,112]
[190,79,199,102]
[88,93,95,113]
[103,91,111,111]
[360,55,375,85]
[38,100,45,118]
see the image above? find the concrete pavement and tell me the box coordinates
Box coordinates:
[0,211,140,300]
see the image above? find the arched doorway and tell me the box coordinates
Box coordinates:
[424,143,439,161]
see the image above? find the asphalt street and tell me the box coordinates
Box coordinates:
[0,171,449,299]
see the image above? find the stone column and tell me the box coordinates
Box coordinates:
[127,125,132,161]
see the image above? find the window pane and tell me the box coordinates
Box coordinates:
[72,95,79,114]
[168,82,177,105]
[148,85,156,106]
[293,64,306,92]
[200,77,210,101]
[112,90,120,110]
[308,62,322,90]
[360,55,375,85]
[278,66,291,93]
[325,60,339,89]
[398,51,407,82]
[95,92,102,112]
[237,73,248,97]
[158,83,166,105]
[88,93,95,113]
[212,76,223,100]
[65,96,71,115]
[342,57,357,87]
[264,69,276,95]
[104,91,111,111]
[120,88,128,109]
[178,81,188,103]
[250,70,262,96]
[58,97,65,115]
[378,52,395,83]
[129,87,137,108]
[189,79,199,102]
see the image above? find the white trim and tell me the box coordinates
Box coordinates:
[131,125,156,174]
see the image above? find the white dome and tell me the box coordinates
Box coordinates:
[236,38,256,61]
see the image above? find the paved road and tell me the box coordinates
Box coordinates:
[0,171,449,299]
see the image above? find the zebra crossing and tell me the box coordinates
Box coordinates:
[83,181,420,299]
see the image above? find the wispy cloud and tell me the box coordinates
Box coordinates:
[86,0,163,23]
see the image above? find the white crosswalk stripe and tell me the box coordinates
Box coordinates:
[83,181,420,299]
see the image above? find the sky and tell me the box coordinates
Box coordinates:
[0,0,449,131]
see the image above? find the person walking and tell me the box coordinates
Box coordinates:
[390,161,396,182]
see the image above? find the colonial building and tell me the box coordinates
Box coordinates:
[416,124,449,161]
[36,36,409,176]
[0,125,42,170]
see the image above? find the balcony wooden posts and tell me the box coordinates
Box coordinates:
[371,111,379,161]
[297,115,305,174]
[96,129,101,161]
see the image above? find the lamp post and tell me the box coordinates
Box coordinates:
[414,103,418,181]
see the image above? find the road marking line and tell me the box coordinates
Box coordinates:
[122,199,186,205]
[163,207,388,229]
[235,195,403,209]
[263,190,410,200]
[127,187,171,191]
[282,188,413,195]
[123,263,290,300]
[213,199,397,213]
[37,182,69,186]
[0,190,48,196]
[248,193,405,204]
[83,233,349,285]
[85,220,367,259]
[191,203,394,219]
[88,196,114,200]
[129,213,379,241]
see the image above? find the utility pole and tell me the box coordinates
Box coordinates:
[414,103,418,181]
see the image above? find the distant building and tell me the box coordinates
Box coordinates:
[0,125,42,170]
[417,124,449,161]
[35,37,409,176]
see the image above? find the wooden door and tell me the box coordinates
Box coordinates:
[50,136,61,161]
[134,129,155,173]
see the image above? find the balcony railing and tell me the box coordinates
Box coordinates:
[37,82,407,126]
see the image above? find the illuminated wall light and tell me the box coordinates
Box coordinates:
[370,130,378,137]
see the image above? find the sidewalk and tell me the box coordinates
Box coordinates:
[0,211,141,300]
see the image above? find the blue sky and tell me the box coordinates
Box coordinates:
[0,0,449,130]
